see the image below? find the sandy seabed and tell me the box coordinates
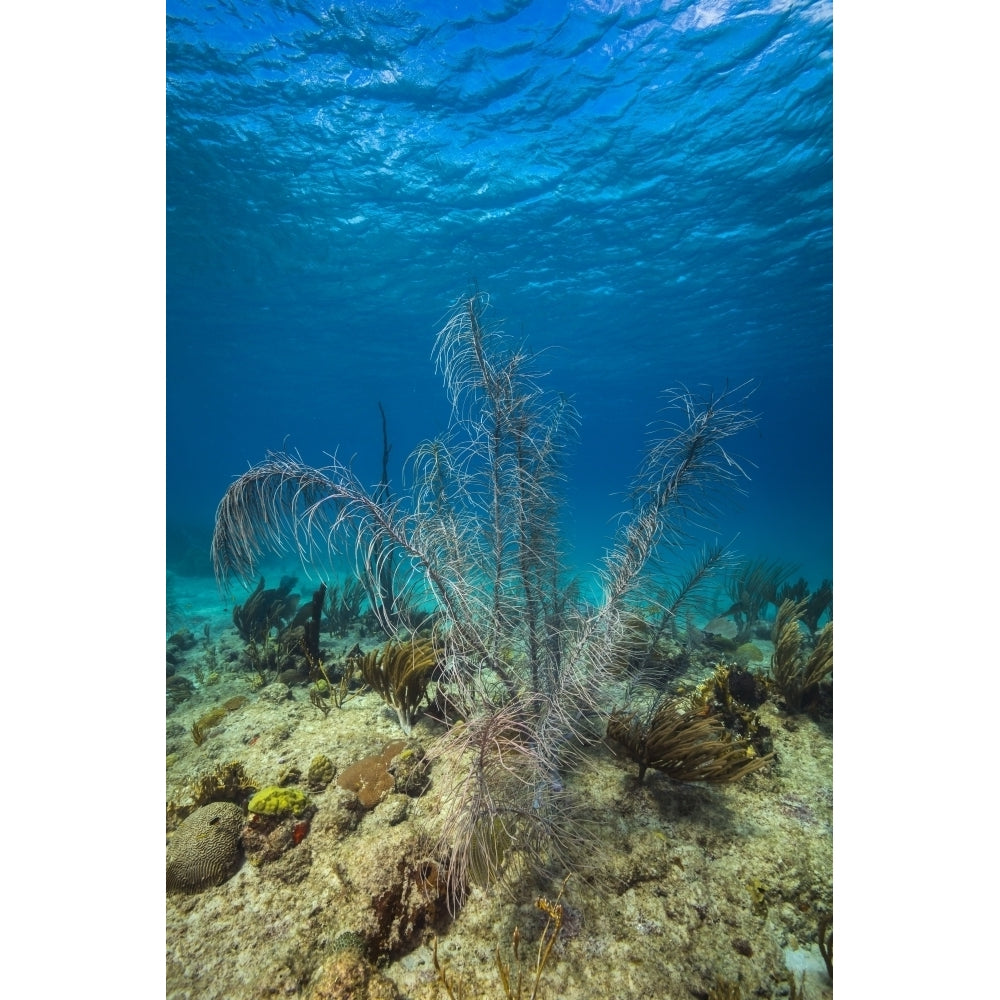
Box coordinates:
[166,573,832,1000]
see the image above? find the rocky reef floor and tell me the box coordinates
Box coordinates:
[166,573,832,1000]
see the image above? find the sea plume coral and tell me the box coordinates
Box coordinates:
[211,289,757,906]
[607,697,772,784]
[426,692,597,909]
[771,598,833,712]
[351,637,437,734]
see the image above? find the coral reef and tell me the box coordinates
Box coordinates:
[166,674,194,710]
[689,663,774,759]
[368,854,448,960]
[333,821,451,961]
[734,642,763,664]
[227,577,334,689]
[388,745,431,798]
[166,801,244,893]
[175,290,834,1000]
[777,577,833,633]
[241,785,317,866]
[167,628,198,655]
[299,583,327,662]
[242,811,313,867]
[802,579,833,633]
[434,878,569,1000]
[165,578,832,1000]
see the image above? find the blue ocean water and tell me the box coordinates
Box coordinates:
[167,0,832,594]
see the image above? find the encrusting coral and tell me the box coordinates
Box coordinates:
[338,740,407,809]
[247,785,311,818]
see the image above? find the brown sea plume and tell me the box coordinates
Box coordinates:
[606,697,772,784]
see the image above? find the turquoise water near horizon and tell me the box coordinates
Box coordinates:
[167,0,832,597]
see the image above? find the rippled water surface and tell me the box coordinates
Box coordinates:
[167,0,832,584]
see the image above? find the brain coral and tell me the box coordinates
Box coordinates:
[166,801,244,893]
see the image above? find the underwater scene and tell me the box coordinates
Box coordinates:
[167,3,832,999]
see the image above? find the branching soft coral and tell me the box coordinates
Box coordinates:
[211,289,759,907]
[351,637,437,734]
[771,598,833,712]
[607,698,772,784]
